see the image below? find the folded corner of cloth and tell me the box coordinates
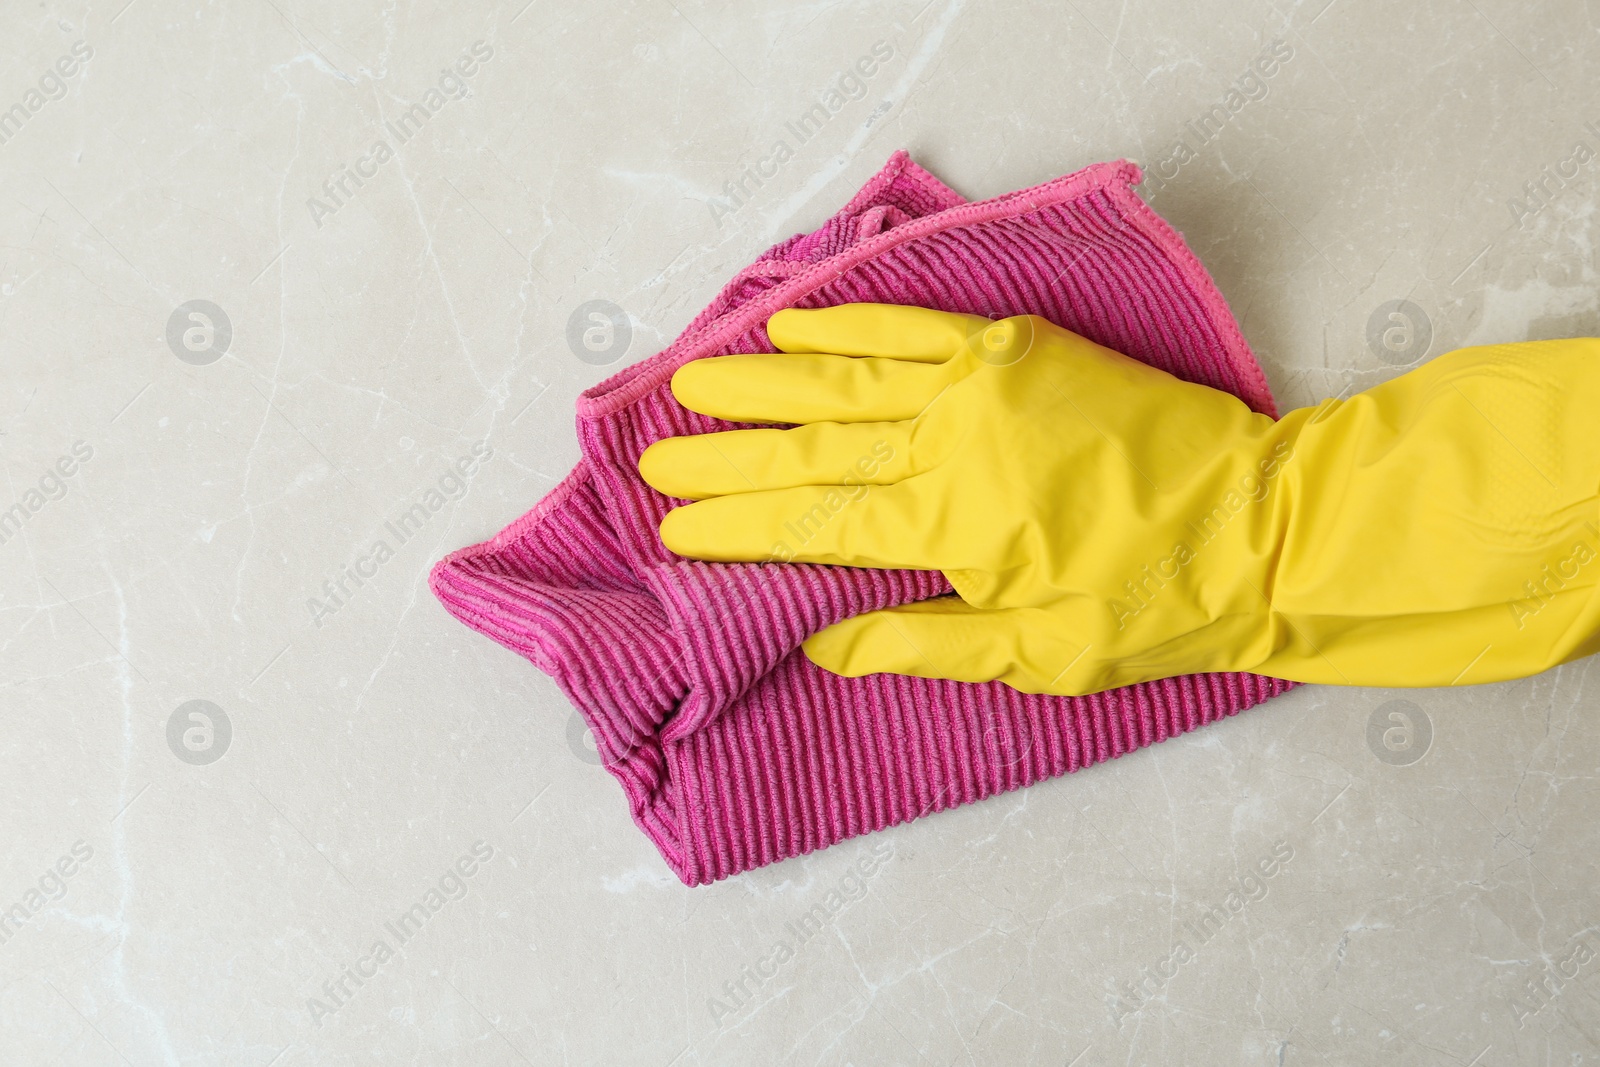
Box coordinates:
[429,149,1299,886]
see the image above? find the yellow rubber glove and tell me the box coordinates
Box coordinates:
[638,303,1600,696]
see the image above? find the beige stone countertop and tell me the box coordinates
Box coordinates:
[2,0,1598,1063]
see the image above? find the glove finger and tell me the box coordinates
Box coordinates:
[657,480,936,569]
[766,303,995,360]
[671,352,955,424]
[638,421,915,500]
[802,599,1097,694]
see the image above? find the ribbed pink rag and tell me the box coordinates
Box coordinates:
[431,152,1298,885]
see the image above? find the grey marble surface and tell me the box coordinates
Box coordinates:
[3,0,1598,1063]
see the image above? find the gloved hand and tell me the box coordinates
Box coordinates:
[638,303,1600,696]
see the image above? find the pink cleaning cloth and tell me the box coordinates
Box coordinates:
[431,152,1298,886]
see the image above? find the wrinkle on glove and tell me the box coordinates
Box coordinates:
[430,151,1298,885]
